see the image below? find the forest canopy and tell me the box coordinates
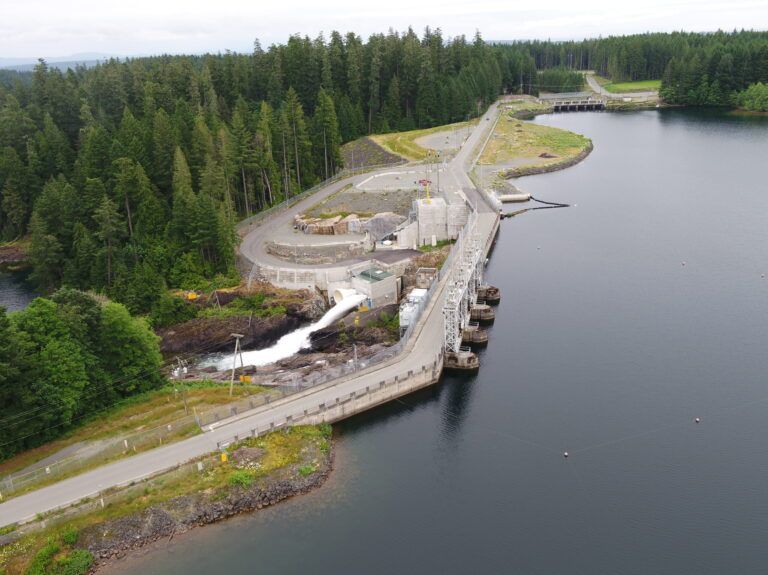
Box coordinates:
[0,28,766,317]
[0,289,164,458]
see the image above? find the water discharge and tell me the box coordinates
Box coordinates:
[207,292,366,370]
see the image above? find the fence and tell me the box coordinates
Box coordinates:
[0,413,200,499]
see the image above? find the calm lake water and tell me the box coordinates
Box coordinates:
[0,269,35,312]
[108,109,768,575]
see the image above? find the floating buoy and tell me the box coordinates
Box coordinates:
[681,261,686,266]
[537,246,541,250]
[563,451,569,458]
[694,417,701,424]
[762,274,765,279]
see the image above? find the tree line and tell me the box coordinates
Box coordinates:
[0,289,164,458]
[0,29,523,315]
[0,29,766,316]
[497,30,768,106]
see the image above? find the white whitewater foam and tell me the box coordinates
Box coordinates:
[206,292,367,370]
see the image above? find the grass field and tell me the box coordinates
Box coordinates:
[479,112,591,169]
[602,79,661,93]
[371,119,477,161]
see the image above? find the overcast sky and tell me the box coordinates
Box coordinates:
[2,0,767,58]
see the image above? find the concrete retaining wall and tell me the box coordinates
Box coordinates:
[266,235,372,265]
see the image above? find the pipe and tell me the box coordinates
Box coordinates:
[332,288,361,304]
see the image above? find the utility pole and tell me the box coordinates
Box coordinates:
[175,357,189,414]
[229,333,245,396]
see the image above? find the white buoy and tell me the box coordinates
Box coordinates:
[563,451,569,458]
[694,417,701,424]
[682,261,686,266]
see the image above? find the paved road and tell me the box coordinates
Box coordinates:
[0,102,503,528]
[585,73,659,101]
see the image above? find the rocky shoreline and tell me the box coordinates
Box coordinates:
[80,443,334,571]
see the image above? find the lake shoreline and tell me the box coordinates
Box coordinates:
[86,442,334,574]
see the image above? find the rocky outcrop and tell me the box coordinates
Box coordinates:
[158,288,325,355]
[0,243,28,269]
[158,314,303,355]
[310,303,399,353]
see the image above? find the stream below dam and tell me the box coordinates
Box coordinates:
[27,109,768,574]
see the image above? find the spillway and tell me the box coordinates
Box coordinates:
[205,291,366,370]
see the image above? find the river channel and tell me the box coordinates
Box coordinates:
[92,109,768,574]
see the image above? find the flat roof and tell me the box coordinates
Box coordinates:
[356,267,393,283]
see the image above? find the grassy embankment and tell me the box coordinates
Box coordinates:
[479,112,592,178]
[0,425,331,575]
[594,76,661,93]
[371,119,477,161]
[0,381,269,499]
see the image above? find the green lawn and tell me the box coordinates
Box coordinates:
[479,113,590,167]
[603,79,661,93]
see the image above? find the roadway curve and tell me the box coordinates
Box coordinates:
[0,102,503,528]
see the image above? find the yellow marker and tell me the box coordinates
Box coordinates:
[186,292,198,300]
[221,452,228,463]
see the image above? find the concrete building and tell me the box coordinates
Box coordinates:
[351,266,398,309]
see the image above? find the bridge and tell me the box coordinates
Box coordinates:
[539,91,606,112]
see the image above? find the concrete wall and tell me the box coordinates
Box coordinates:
[416,198,449,245]
[396,221,419,249]
[300,355,442,424]
[266,235,372,264]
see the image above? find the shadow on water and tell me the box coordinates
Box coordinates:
[335,369,479,445]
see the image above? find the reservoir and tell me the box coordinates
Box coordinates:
[107,109,768,575]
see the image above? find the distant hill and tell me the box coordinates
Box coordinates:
[0,53,116,71]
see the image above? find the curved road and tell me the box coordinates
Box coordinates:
[0,102,502,528]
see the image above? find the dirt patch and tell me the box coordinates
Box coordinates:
[306,189,419,218]
[341,137,403,169]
